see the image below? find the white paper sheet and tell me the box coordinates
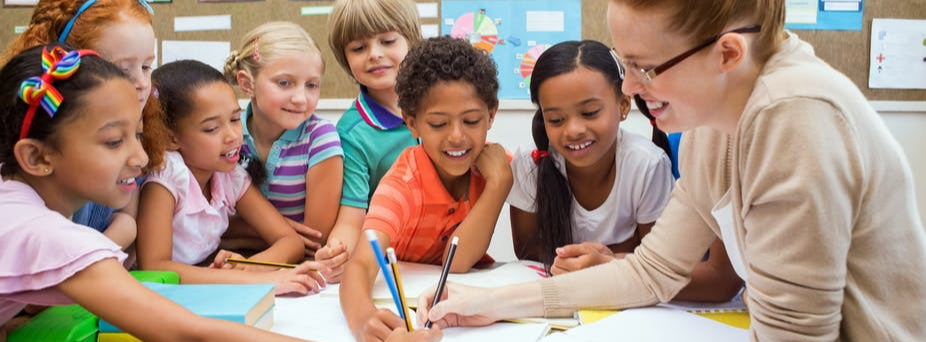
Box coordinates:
[301,6,333,16]
[160,40,230,72]
[545,307,748,342]
[526,11,564,32]
[320,260,547,301]
[417,3,439,19]
[869,18,926,89]
[785,0,818,24]
[273,296,550,342]
[421,24,440,38]
[174,15,232,32]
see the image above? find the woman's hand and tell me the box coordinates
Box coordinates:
[416,282,501,329]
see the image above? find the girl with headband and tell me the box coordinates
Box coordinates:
[0,0,169,259]
[0,43,395,342]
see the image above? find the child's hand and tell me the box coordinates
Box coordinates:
[285,218,323,257]
[472,143,512,188]
[209,250,248,270]
[550,242,616,276]
[384,326,443,342]
[315,238,350,283]
[266,260,328,296]
[358,308,407,342]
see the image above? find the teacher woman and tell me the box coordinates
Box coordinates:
[416,0,926,341]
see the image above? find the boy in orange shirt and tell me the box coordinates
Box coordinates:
[339,36,512,342]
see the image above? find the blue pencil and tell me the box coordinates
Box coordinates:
[364,230,405,320]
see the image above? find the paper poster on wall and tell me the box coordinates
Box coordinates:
[3,0,38,6]
[442,0,581,99]
[785,0,862,31]
[869,18,926,89]
[161,40,230,72]
[300,6,332,16]
[175,15,232,32]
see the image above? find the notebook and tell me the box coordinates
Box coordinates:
[322,260,548,302]
[324,260,578,329]
[97,312,273,342]
[98,282,275,333]
[273,296,552,342]
[576,294,751,330]
[554,307,748,342]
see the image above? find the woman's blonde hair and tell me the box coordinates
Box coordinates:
[612,0,786,63]
[327,0,422,74]
[224,21,324,84]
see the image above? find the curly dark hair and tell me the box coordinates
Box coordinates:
[396,36,499,117]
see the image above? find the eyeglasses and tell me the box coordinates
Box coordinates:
[610,24,761,85]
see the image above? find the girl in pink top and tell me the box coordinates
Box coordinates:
[0,43,438,342]
[136,60,330,296]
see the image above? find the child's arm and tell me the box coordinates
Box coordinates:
[445,143,512,273]
[315,205,364,283]
[509,207,541,261]
[99,191,141,250]
[234,185,306,264]
[56,258,310,342]
[673,239,744,302]
[340,230,405,342]
[102,212,136,250]
[137,183,325,295]
[304,157,343,245]
[306,157,353,281]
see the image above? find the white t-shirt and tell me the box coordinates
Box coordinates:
[507,129,674,246]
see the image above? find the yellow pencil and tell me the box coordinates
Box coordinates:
[387,248,413,331]
[225,258,297,269]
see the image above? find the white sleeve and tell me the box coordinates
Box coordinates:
[633,149,674,224]
[506,150,539,213]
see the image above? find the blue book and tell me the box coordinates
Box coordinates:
[99,282,274,333]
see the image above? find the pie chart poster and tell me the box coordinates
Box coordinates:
[442,0,581,99]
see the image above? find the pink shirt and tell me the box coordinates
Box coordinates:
[144,152,251,265]
[0,177,126,324]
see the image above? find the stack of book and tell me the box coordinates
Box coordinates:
[97,283,275,342]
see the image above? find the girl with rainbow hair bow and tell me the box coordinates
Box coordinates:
[1,0,169,258]
[0,42,442,342]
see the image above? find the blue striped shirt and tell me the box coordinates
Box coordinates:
[240,105,343,222]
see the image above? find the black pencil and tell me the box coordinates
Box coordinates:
[425,236,458,328]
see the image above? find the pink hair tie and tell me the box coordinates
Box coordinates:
[531,150,549,163]
[252,37,260,61]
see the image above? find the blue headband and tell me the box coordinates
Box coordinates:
[58,0,154,43]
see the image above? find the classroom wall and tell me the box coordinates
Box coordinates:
[312,101,926,262]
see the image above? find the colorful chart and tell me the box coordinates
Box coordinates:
[519,44,548,87]
[450,12,499,53]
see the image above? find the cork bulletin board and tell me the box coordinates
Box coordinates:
[2,0,924,100]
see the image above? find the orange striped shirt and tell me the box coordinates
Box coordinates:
[364,146,494,265]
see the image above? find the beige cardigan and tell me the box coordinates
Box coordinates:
[538,34,926,341]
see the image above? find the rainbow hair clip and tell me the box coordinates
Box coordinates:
[19,46,99,140]
[58,0,155,43]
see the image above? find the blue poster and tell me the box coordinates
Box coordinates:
[442,0,582,99]
[785,0,863,31]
